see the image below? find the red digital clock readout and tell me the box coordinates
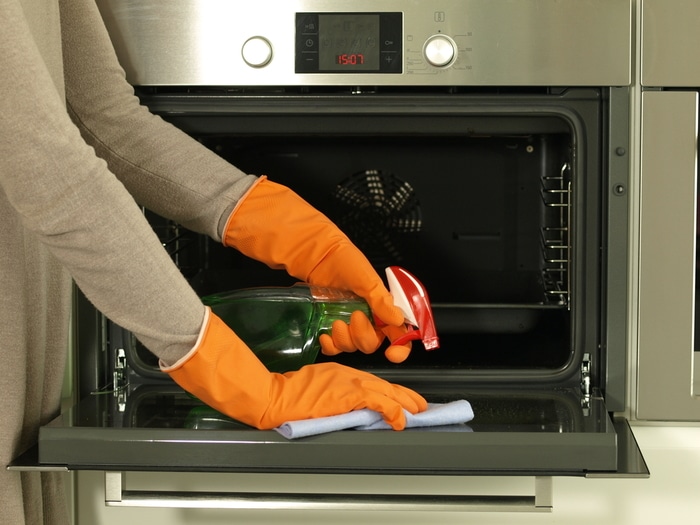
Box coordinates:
[336,53,366,65]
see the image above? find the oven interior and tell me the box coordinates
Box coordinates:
[96,88,601,395]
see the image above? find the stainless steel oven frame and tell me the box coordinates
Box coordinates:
[10,0,650,513]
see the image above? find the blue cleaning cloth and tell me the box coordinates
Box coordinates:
[275,399,474,440]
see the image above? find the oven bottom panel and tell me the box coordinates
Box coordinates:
[38,385,618,475]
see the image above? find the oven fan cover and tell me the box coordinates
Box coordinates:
[332,169,422,265]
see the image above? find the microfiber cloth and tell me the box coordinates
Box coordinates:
[275,399,474,440]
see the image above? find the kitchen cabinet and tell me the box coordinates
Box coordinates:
[637,0,700,420]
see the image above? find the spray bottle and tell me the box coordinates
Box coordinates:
[201,266,439,373]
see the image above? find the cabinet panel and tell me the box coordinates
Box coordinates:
[637,91,700,420]
[642,0,700,87]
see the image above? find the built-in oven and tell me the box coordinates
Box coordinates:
[11,0,648,513]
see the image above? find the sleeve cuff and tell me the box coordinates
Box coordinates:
[221,175,267,247]
[159,306,211,372]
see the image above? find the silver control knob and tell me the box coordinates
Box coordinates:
[242,36,273,68]
[423,35,456,67]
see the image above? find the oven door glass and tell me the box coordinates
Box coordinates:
[38,383,626,475]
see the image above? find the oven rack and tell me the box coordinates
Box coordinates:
[540,163,571,307]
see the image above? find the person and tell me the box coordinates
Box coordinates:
[0,0,426,523]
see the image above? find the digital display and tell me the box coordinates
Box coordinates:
[295,12,401,74]
[318,14,380,71]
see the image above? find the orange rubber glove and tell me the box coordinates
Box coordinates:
[224,176,413,362]
[318,310,413,364]
[161,308,427,430]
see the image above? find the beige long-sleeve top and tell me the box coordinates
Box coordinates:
[1,1,256,520]
[1,0,257,362]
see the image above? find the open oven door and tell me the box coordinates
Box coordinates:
[10,382,647,512]
[32,383,646,475]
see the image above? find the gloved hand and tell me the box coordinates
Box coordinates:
[318,310,413,364]
[161,308,427,429]
[224,176,413,362]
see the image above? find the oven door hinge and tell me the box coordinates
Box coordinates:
[580,352,591,413]
[113,348,128,412]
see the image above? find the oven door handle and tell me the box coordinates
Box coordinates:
[104,472,553,512]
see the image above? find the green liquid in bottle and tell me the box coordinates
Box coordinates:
[202,284,371,373]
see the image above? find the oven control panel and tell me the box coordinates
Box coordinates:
[294,13,404,74]
[95,0,632,87]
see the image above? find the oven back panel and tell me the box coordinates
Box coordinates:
[206,134,567,306]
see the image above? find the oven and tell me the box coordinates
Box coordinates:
[12,0,649,513]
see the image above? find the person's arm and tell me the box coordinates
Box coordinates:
[58,0,256,241]
[0,0,426,427]
[0,0,204,364]
[58,0,416,362]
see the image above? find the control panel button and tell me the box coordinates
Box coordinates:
[242,36,273,68]
[423,35,456,67]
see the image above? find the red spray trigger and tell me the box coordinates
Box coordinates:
[379,266,439,351]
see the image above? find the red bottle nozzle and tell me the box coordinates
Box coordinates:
[384,266,439,351]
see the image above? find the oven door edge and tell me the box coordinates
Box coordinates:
[10,403,649,478]
[8,416,648,514]
[8,417,649,477]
